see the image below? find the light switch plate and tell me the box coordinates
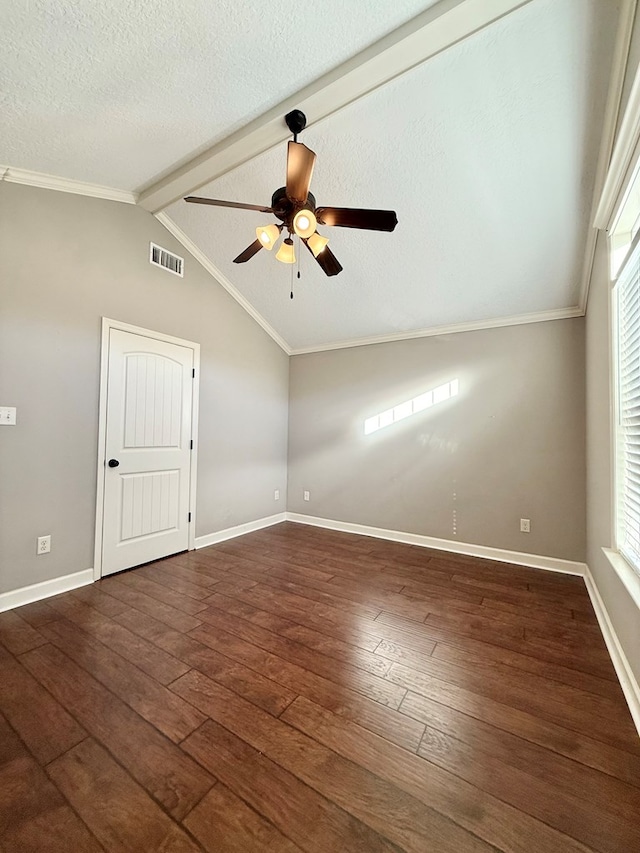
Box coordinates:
[0,407,16,425]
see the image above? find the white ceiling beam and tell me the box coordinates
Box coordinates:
[138,0,534,213]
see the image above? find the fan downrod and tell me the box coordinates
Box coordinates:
[285,109,307,141]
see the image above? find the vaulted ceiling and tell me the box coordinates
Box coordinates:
[1,0,624,352]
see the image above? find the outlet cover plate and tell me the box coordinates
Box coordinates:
[37,535,51,554]
[0,407,16,425]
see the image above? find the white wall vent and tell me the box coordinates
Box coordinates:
[150,242,184,277]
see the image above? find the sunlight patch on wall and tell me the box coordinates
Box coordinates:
[364,379,459,435]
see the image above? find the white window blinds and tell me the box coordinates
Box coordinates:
[616,236,640,575]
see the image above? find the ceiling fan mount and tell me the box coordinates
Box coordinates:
[184,110,398,277]
[284,109,307,139]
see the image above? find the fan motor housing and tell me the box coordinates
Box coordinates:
[271,187,316,224]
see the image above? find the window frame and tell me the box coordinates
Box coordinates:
[611,229,640,579]
[603,164,640,612]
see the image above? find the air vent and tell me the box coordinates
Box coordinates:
[150,242,184,277]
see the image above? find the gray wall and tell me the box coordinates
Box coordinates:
[288,320,586,562]
[0,182,289,595]
[586,232,640,685]
[584,7,640,692]
[2,173,636,699]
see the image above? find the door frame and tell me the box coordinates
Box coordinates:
[93,318,200,580]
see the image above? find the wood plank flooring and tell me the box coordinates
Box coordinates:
[1,522,639,852]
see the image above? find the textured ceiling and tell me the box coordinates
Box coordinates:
[1,0,622,351]
[1,0,434,189]
[165,0,620,350]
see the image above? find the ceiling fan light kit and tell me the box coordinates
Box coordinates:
[184,109,398,278]
[292,208,317,239]
[276,237,296,264]
[256,223,281,250]
[307,231,329,257]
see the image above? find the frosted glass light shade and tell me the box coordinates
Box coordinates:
[293,209,317,239]
[276,237,296,264]
[256,223,280,250]
[307,231,329,257]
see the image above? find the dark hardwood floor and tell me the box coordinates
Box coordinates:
[1,522,639,851]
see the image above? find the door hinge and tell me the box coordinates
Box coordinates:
[190,439,193,450]
[192,368,195,378]
[188,512,192,522]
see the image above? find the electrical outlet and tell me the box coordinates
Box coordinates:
[37,535,51,554]
[520,518,530,533]
[274,489,280,501]
[303,490,310,501]
[0,406,16,425]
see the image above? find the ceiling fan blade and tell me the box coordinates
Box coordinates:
[316,207,398,232]
[185,196,273,213]
[286,141,316,203]
[303,239,343,276]
[233,239,264,264]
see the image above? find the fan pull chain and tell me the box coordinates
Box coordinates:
[290,238,302,299]
[290,256,294,299]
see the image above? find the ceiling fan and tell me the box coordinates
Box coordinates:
[184,110,398,277]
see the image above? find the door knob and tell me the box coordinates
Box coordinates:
[108,459,120,468]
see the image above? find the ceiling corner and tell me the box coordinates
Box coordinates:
[155,212,293,355]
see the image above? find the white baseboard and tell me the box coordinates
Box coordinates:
[285,513,587,576]
[0,568,94,614]
[195,513,287,549]
[584,565,640,737]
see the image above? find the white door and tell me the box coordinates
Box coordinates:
[101,328,195,576]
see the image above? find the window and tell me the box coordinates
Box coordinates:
[609,168,640,278]
[614,233,640,576]
[597,58,640,608]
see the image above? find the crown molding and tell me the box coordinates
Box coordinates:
[580,0,637,311]
[0,196,584,358]
[137,0,534,213]
[594,1,640,233]
[148,216,585,356]
[289,306,584,355]
[0,165,137,204]
[155,212,292,354]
